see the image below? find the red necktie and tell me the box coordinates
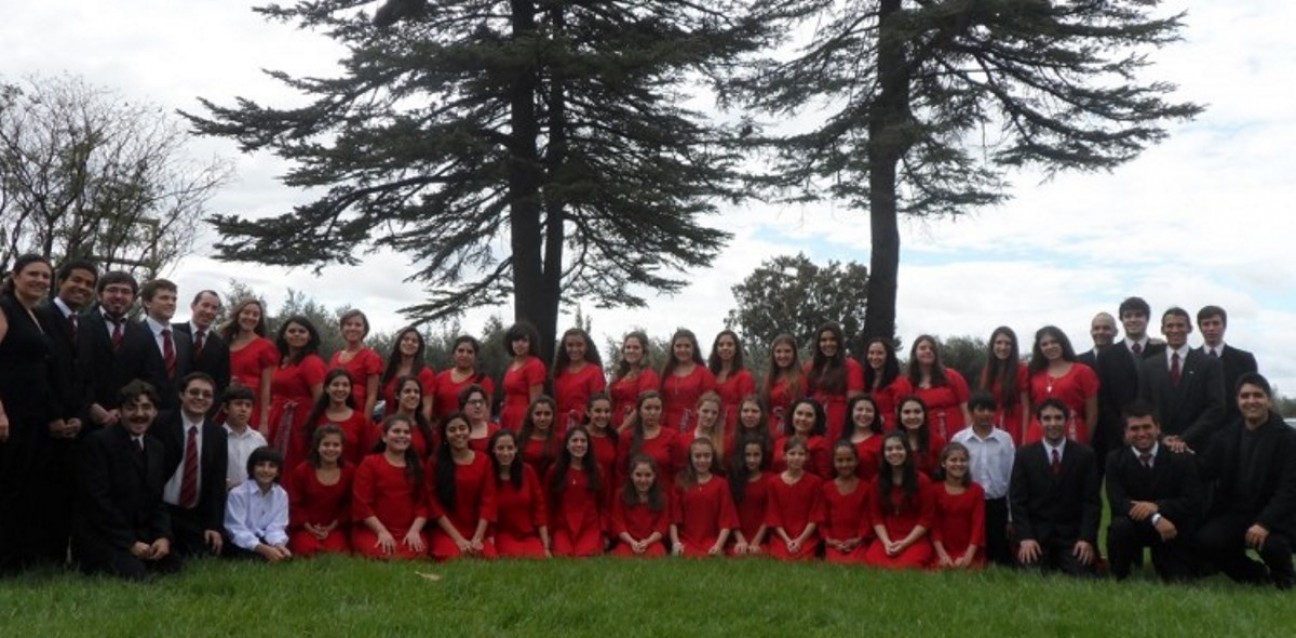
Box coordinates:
[1131,342,1143,356]
[111,318,124,351]
[1050,448,1061,475]
[194,329,206,358]
[1170,352,1181,387]
[162,328,176,378]
[1139,452,1152,469]
[180,426,199,508]
[68,314,79,345]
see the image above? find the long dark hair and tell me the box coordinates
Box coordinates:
[896,395,932,456]
[622,454,665,512]
[784,397,827,438]
[390,375,435,458]
[763,334,803,402]
[841,395,883,441]
[707,329,746,379]
[553,327,603,375]
[303,368,356,443]
[807,322,847,395]
[613,331,651,382]
[518,395,559,466]
[1,253,51,299]
[733,395,771,446]
[550,426,601,498]
[677,437,718,489]
[627,390,664,459]
[219,297,268,342]
[979,326,1021,412]
[878,431,919,509]
[934,441,972,487]
[584,392,619,447]
[906,334,949,387]
[382,327,428,388]
[307,423,346,468]
[489,429,524,490]
[730,433,770,506]
[434,412,471,511]
[1028,325,1079,374]
[377,415,424,488]
[661,328,705,379]
[862,338,901,392]
[275,314,321,365]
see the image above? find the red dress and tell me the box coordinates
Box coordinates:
[521,435,559,482]
[492,465,548,558]
[864,474,935,569]
[287,461,354,557]
[433,369,495,420]
[313,409,375,467]
[1026,363,1099,445]
[616,428,685,492]
[329,347,383,409]
[930,481,986,568]
[869,378,902,430]
[229,336,278,427]
[672,476,739,556]
[610,496,670,557]
[546,466,604,557]
[590,432,619,500]
[852,434,884,482]
[362,416,434,461]
[822,479,871,564]
[891,370,971,440]
[467,422,501,454]
[983,363,1030,445]
[553,363,607,433]
[765,472,825,561]
[428,453,498,560]
[807,359,866,442]
[380,367,437,418]
[714,369,756,430]
[351,454,430,559]
[500,357,547,430]
[771,436,832,480]
[269,354,327,466]
[764,376,802,437]
[678,430,734,475]
[660,365,717,431]
[909,431,947,480]
[609,368,660,430]
[731,472,772,555]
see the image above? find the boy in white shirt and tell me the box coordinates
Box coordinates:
[224,447,291,562]
[222,385,267,489]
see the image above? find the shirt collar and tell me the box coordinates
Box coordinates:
[1043,438,1067,457]
[1132,442,1159,458]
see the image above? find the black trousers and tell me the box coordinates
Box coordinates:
[1106,516,1194,582]
[73,535,183,582]
[1018,536,1095,577]
[1197,511,1294,587]
[984,497,1012,567]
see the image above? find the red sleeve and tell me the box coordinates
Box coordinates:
[738,370,756,398]
[351,458,376,521]
[301,354,328,387]
[257,339,280,368]
[654,494,672,536]
[1077,364,1099,398]
[524,357,547,386]
[363,349,383,377]
[947,369,970,403]
[847,359,865,393]
[806,478,826,525]
[419,367,438,396]
[917,477,937,529]
[699,367,717,394]
[717,478,739,530]
[640,369,661,395]
[590,365,607,394]
[764,481,783,528]
[611,497,629,536]
[970,483,986,547]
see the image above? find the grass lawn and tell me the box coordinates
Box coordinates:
[1,556,1293,637]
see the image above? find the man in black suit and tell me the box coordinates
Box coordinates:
[1197,373,1296,589]
[1137,307,1224,454]
[1196,305,1258,423]
[72,381,181,580]
[140,278,192,411]
[1104,400,1202,582]
[1094,296,1165,476]
[149,372,228,558]
[79,271,168,433]
[1010,398,1101,576]
[174,290,231,403]
[1076,311,1117,369]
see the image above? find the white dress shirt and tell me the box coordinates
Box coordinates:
[952,426,1015,500]
[163,413,206,506]
[224,480,290,551]
[224,424,268,488]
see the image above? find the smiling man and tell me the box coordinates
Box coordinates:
[1196,305,1258,423]
[79,272,167,432]
[149,372,228,558]
[1137,307,1224,454]
[175,290,231,402]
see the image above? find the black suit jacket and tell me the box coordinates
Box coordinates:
[35,301,84,421]
[1076,349,1098,370]
[1010,441,1101,545]
[1200,413,1296,538]
[1105,445,1203,530]
[78,308,168,422]
[1200,344,1258,422]
[74,424,171,554]
[1137,349,1224,452]
[174,322,231,397]
[141,320,193,411]
[148,411,229,532]
[1095,341,1165,449]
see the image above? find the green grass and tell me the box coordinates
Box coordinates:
[2,556,1293,637]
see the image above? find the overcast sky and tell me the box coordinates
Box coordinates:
[5,1,1294,394]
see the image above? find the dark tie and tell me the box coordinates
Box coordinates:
[162,328,176,378]
[180,426,200,509]
[68,313,79,342]
[194,329,206,358]
[1051,448,1061,475]
[110,318,124,351]
[1170,352,1181,387]
[1131,342,1143,356]
[1210,348,1219,358]
[1139,452,1152,469]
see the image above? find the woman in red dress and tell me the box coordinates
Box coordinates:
[458,384,499,453]
[978,326,1029,445]
[805,323,865,442]
[608,331,659,431]
[863,338,903,429]
[765,436,824,561]
[930,441,986,570]
[708,330,755,431]
[222,298,278,432]
[434,336,495,421]
[822,441,871,564]
[762,334,804,438]
[772,398,831,479]
[1025,326,1099,445]
[896,395,945,479]
[351,416,429,559]
[551,327,606,434]
[329,309,382,420]
[300,369,373,469]
[610,455,669,557]
[371,376,437,460]
[500,322,547,431]
[617,391,684,493]
[843,395,884,482]
[678,392,730,471]
[287,424,353,557]
[731,395,774,459]
[268,315,326,456]
[728,435,772,556]
[659,329,717,431]
[864,432,935,569]
[584,393,620,499]
[428,412,497,560]
[547,426,605,557]
[518,396,560,480]
[891,335,971,440]
[488,430,550,558]
[380,327,436,423]
[670,438,738,557]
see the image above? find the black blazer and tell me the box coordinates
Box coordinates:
[1137,349,1224,452]
[1076,349,1098,370]
[1095,341,1165,447]
[1105,445,1203,529]
[1010,441,1101,545]
[1200,344,1258,422]
[77,308,168,421]
[140,320,193,411]
[35,301,84,421]
[173,322,231,397]
[148,410,229,532]
[1200,413,1296,538]
[74,424,172,553]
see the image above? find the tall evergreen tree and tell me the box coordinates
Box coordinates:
[185,0,766,361]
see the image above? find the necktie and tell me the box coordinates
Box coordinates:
[1050,448,1061,475]
[162,328,176,378]
[1210,348,1219,358]
[194,329,206,358]
[180,426,199,509]
[1131,342,1143,356]
[110,318,124,351]
[1139,452,1152,469]
[1170,352,1181,387]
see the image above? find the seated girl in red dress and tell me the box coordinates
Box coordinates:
[863,337,903,429]
[351,416,429,559]
[301,369,373,469]
[610,455,669,557]
[659,329,717,431]
[679,392,730,472]
[708,329,756,431]
[772,398,831,479]
[670,438,738,557]
[584,393,620,499]
[488,430,550,558]
[864,432,935,569]
[428,412,497,560]
[330,309,383,420]
[895,395,945,479]
[931,441,986,570]
[551,327,606,434]
[500,321,547,431]
[805,322,866,442]
[457,384,499,453]
[822,441,871,564]
[843,395,884,482]
[763,334,804,438]
[380,327,437,423]
[978,327,1030,445]
[728,434,773,556]
[609,331,660,431]
[890,335,971,440]
[547,426,605,557]
[617,391,684,493]
[518,396,560,480]
[765,436,825,561]
[287,424,353,557]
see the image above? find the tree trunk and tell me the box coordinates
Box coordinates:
[535,3,569,366]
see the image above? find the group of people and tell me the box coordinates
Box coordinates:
[0,254,1292,588]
